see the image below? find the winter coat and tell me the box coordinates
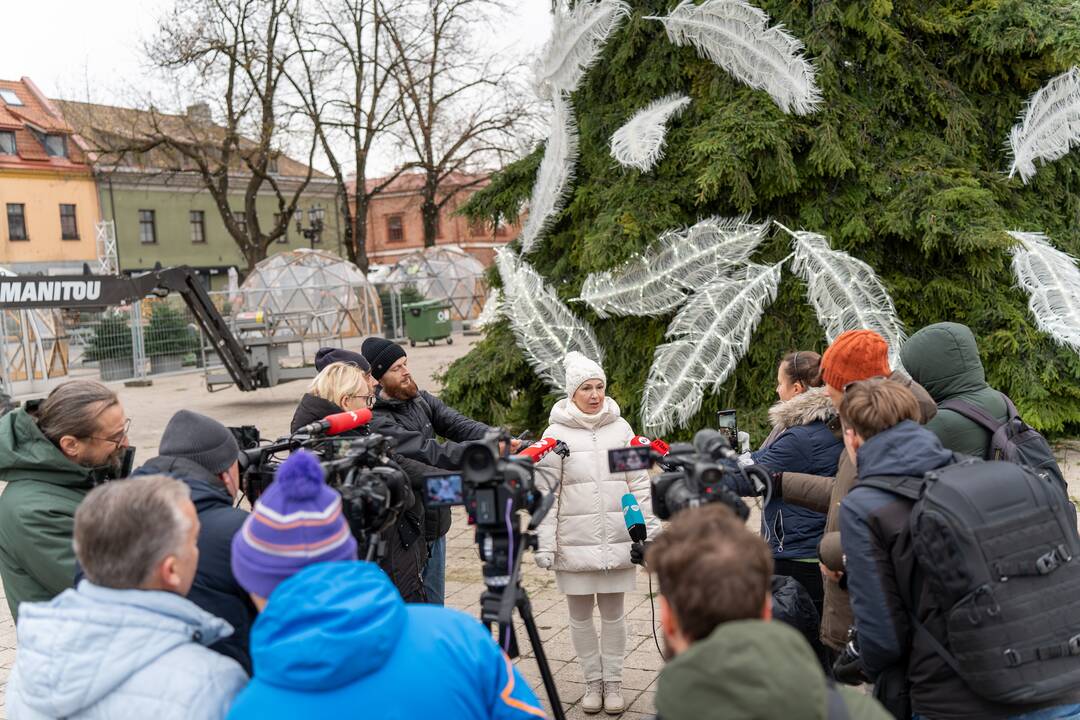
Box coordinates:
[655,620,891,720]
[749,388,839,560]
[6,581,247,720]
[778,371,936,650]
[0,408,95,620]
[369,388,493,541]
[840,420,1080,720]
[131,455,257,674]
[227,561,545,720]
[899,321,1008,457]
[291,393,428,603]
[536,397,660,580]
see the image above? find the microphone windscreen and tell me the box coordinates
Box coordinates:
[621,492,646,530]
[517,437,558,462]
[324,409,373,435]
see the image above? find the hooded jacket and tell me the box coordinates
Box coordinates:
[291,393,429,602]
[899,322,1008,457]
[131,455,256,673]
[749,388,839,560]
[535,397,660,573]
[655,620,891,720]
[227,561,546,719]
[369,388,492,540]
[0,408,95,620]
[6,581,247,720]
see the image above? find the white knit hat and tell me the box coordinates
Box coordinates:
[564,351,606,396]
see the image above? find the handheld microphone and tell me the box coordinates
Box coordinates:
[630,435,670,456]
[515,437,568,463]
[621,493,647,543]
[295,409,372,437]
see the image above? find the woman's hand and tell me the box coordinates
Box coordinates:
[534,551,554,570]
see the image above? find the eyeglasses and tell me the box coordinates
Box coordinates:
[346,393,376,408]
[88,418,132,450]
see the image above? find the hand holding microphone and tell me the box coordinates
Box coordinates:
[622,492,650,566]
[534,552,554,570]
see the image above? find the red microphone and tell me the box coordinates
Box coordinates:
[296,409,372,436]
[515,437,566,463]
[630,435,670,456]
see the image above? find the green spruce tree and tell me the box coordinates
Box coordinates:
[443,0,1080,440]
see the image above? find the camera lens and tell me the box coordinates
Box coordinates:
[462,443,496,484]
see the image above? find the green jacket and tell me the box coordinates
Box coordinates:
[656,620,890,720]
[899,322,1007,457]
[0,408,94,620]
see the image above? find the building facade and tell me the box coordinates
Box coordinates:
[0,78,101,274]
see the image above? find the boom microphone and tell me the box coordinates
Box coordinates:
[621,493,647,543]
[295,409,372,437]
[515,437,569,463]
[630,435,670,456]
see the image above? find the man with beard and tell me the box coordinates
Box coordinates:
[0,380,130,619]
[361,338,519,605]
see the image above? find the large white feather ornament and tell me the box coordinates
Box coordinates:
[473,289,503,330]
[579,215,769,318]
[1007,67,1080,184]
[520,93,580,254]
[496,249,604,390]
[534,0,631,98]
[610,93,692,171]
[783,224,906,366]
[1007,231,1080,353]
[645,0,821,116]
[641,262,782,434]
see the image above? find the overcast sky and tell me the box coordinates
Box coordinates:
[0,0,553,175]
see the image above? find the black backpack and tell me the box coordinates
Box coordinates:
[861,459,1080,704]
[939,395,1065,490]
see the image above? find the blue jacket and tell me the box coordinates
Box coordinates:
[6,581,247,719]
[228,561,546,720]
[750,389,840,559]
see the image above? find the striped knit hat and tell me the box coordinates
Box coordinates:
[230,449,357,599]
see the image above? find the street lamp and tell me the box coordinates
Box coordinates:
[297,205,325,249]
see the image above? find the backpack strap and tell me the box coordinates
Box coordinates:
[825,680,851,720]
[909,611,965,678]
[856,474,925,501]
[938,398,1004,432]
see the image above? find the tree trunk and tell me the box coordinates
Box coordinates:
[421,175,440,248]
[354,195,371,273]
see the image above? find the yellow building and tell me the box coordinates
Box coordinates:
[0,77,100,274]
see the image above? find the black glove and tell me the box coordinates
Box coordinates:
[630,541,650,567]
[832,634,870,686]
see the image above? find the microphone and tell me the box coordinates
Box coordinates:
[515,437,568,463]
[295,409,372,437]
[630,435,670,456]
[621,493,647,543]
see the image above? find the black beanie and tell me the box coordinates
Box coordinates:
[159,410,240,475]
[361,337,407,381]
[314,347,371,373]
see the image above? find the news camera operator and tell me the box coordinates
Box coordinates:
[533,351,659,715]
[291,352,431,603]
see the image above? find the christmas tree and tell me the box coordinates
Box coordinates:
[442,0,1080,440]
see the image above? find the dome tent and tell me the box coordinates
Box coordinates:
[239,249,381,338]
[384,245,487,320]
[0,266,69,393]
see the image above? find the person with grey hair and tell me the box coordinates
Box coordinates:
[0,380,131,619]
[5,475,248,719]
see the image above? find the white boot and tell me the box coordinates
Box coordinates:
[603,681,625,714]
[582,680,604,714]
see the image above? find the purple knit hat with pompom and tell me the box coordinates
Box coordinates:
[231,449,357,599]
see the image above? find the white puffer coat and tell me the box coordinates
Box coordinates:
[536,397,659,588]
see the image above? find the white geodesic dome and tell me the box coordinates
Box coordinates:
[0,266,69,390]
[384,245,487,319]
[239,249,381,337]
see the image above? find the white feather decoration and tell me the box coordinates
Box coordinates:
[473,289,502,330]
[534,0,631,98]
[579,215,769,318]
[520,93,580,254]
[645,0,821,116]
[496,249,604,390]
[641,262,782,435]
[610,93,692,172]
[783,224,906,366]
[1007,231,1080,353]
[1007,67,1080,184]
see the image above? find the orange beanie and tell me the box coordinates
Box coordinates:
[820,330,891,390]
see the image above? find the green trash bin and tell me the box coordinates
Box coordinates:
[402,299,454,346]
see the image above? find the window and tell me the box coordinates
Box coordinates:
[190,210,206,244]
[468,219,488,237]
[138,209,156,244]
[43,134,66,157]
[6,204,27,241]
[268,156,279,174]
[232,211,247,234]
[59,204,78,240]
[0,131,14,155]
[386,214,404,243]
[0,89,23,106]
[495,221,509,238]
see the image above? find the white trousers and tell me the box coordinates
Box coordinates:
[566,592,627,682]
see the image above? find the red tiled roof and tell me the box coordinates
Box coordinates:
[0,77,90,173]
[348,170,490,196]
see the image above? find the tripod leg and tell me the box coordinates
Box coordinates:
[517,591,566,720]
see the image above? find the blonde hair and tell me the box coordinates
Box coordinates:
[308,362,370,405]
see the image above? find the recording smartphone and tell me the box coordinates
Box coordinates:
[716,409,738,449]
[608,446,652,473]
[424,473,465,507]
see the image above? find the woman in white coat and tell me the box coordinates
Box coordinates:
[535,352,659,715]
